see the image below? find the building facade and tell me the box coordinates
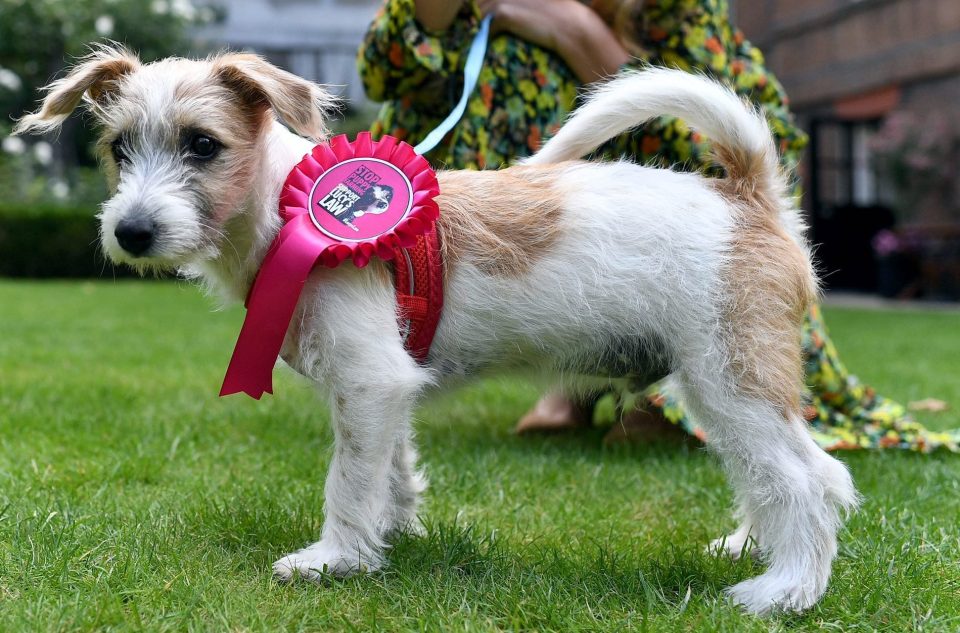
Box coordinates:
[733,0,960,295]
[195,0,381,105]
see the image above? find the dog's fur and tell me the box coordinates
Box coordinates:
[17,47,858,615]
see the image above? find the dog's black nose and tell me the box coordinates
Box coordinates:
[114,216,156,256]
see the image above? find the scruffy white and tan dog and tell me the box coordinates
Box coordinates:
[17,47,857,615]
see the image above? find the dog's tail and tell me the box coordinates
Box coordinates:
[525,68,786,212]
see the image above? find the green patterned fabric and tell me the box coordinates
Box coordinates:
[357,0,959,452]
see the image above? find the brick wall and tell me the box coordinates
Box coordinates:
[732,0,960,110]
[731,0,960,294]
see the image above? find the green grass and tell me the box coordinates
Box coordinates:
[1,280,959,631]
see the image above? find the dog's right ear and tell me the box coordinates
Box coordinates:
[13,46,140,136]
[213,53,338,141]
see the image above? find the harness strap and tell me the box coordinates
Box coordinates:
[392,225,443,362]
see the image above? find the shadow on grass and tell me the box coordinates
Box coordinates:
[190,485,755,619]
[385,519,756,604]
[250,519,761,624]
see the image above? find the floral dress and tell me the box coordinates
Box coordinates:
[357,0,958,452]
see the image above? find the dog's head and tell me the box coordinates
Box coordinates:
[362,184,393,215]
[14,46,336,273]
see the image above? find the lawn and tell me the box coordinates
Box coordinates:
[1,280,959,631]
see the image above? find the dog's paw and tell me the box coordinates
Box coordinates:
[707,530,757,561]
[724,573,823,616]
[273,542,382,582]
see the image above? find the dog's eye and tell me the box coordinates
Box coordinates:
[189,134,219,160]
[111,138,127,165]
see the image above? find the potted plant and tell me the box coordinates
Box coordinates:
[869,111,957,298]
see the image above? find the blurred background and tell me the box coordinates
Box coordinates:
[1,0,958,300]
[736,0,960,301]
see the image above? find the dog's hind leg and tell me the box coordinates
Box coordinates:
[708,506,756,561]
[676,365,857,615]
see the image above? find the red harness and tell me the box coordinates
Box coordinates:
[391,225,443,363]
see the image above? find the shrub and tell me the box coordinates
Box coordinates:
[0,203,136,278]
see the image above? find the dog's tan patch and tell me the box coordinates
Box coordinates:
[176,76,269,138]
[165,67,282,230]
[714,179,817,416]
[436,165,569,276]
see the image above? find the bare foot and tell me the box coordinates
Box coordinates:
[515,392,593,434]
[603,406,690,445]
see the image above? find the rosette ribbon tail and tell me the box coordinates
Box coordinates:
[220,214,335,399]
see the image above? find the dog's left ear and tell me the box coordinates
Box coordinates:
[215,53,338,141]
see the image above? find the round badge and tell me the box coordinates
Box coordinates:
[307,158,414,243]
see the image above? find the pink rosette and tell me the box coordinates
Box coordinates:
[220,132,440,399]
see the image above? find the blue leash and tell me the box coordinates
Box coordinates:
[413,14,493,156]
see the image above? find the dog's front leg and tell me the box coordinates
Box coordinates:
[273,276,430,581]
[273,361,426,580]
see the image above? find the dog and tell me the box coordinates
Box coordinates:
[16,47,857,615]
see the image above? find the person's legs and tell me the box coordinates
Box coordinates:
[514,386,691,441]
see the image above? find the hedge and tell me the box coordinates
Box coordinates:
[0,203,137,278]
